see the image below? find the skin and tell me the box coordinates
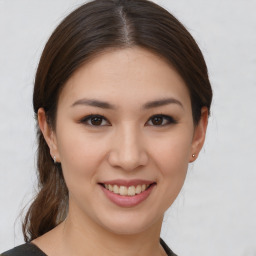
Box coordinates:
[34,47,208,256]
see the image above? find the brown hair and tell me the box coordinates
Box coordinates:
[23,0,212,242]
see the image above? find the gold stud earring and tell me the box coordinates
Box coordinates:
[192,154,196,158]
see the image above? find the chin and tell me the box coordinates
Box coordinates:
[95,209,163,236]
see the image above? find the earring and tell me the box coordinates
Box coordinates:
[192,154,196,158]
[53,155,56,164]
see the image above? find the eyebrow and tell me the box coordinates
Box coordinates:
[142,98,184,109]
[71,99,116,109]
[71,97,183,110]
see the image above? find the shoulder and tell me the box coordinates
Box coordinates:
[1,243,47,256]
[160,238,178,256]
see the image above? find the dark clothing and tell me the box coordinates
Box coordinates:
[160,239,178,256]
[1,238,177,256]
[1,243,46,256]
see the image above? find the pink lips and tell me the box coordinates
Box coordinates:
[99,179,156,208]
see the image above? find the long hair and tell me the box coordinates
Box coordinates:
[23,0,212,242]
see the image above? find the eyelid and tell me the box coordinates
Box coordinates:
[80,114,111,126]
[146,114,177,126]
[79,113,177,127]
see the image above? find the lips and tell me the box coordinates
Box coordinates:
[103,184,150,196]
[99,180,156,207]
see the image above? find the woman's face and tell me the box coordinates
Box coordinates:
[40,47,207,235]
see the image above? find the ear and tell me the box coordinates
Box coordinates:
[38,108,60,163]
[189,107,209,162]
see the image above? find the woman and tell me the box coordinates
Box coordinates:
[2,0,212,255]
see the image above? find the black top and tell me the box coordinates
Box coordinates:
[1,243,46,256]
[1,239,177,256]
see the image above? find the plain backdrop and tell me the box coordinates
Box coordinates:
[1,0,256,255]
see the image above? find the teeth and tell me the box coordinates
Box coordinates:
[135,185,142,194]
[128,186,136,196]
[104,184,150,196]
[113,185,119,194]
[119,186,127,196]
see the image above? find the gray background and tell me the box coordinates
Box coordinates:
[1,0,256,255]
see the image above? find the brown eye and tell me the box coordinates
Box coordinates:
[91,116,103,126]
[151,116,164,126]
[146,115,177,126]
[80,115,110,126]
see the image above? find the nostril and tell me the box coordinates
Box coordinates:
[107,144,149,171]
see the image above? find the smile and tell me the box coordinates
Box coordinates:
[103,184,150,196]
[99,180,156,207]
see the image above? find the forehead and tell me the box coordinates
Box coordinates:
[58,47,191,110]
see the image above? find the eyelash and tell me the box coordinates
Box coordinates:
[80,114,111,126]
[80,114,177,127]
[146,114,177,126]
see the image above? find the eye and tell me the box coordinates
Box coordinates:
[146,114,177,126]
[80,114,110,126]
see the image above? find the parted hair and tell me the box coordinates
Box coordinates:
[23,0,212,242]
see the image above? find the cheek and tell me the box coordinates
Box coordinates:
[151,129,192,172]
[150,128,192,198]
[55,125,108,188]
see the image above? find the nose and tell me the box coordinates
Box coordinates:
[108,124,148,171]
